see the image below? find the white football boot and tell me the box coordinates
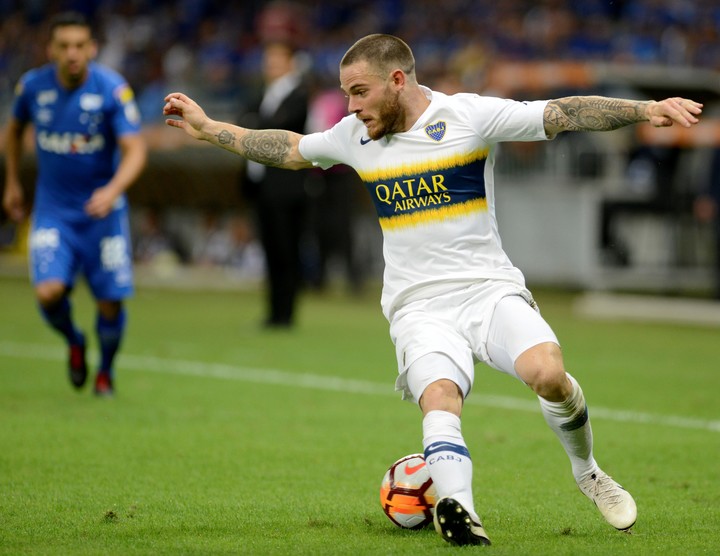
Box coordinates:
[577,470,637,530]
[433,497,491,546]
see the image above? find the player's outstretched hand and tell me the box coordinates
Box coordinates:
[647,97,702,128]
[163,92,210,140]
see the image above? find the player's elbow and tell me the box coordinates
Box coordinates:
[282,142,313,170]
[5,118,26,143]
[283,157,314,171]
[122,134,148,168]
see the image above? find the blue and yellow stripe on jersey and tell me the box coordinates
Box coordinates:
[359,148,490,231]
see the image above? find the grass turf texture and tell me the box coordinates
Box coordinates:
[0,275,718,555]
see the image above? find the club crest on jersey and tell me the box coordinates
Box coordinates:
[80,93,103,111]
[424,121,446,142]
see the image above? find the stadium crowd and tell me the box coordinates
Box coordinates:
[1,0,720,126]
[2,0,719,297]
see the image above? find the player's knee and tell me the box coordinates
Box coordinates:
[97,300,122,320]
[515,342,569,401]
[35,281,66,308]
[418,379,463,416]
[532,371,572,402]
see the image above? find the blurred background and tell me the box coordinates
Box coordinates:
[2,0,720,301]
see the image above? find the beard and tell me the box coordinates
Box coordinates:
[369,89,405,140]
[59,62,87,88]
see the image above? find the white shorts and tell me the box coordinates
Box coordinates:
[393,284,559,403]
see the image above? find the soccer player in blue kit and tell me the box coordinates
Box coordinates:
[3,12,147,396]
[163,35,703,545]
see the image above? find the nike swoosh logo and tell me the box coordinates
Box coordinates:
[360,137,372,145]
[404,462,426,475]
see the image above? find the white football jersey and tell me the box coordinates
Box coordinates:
[299,87,550,319]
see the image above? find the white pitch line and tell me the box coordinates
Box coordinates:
[1,341,719,433]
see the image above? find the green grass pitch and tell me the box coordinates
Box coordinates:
[0,274,718,555]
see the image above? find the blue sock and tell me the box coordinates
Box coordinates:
[96,307,126,378]
[40,296,81,345]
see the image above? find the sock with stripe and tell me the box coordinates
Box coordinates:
[538,373,599,481]
[96,306,127,379]
[422,410,479,521]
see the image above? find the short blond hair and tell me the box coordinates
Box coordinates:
[340,34,416,78]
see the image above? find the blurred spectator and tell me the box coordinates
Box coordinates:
[191,208,232,267]
[225,214,266,280]
[305,84,365,294]
[694,148,720,299]
[600,146,682,266]
[2,1,720,129]
[190,209,265,278]
[239,41,311,328]
[133,206,188,268]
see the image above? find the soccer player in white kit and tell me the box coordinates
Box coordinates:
[163,34,703,546]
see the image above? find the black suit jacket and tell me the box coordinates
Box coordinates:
[240,78,310,204]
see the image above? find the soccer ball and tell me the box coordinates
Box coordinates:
[380,453,437,529]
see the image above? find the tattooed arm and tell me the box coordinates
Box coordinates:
[162,92,313,170]
[543,96,703,138]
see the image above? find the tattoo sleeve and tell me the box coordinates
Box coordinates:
[238,130,292,167]
[545,96,652,132]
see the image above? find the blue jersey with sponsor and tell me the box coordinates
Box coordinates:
[12,62,142,222]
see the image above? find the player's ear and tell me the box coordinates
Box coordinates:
[390,69,406,89]
[89,38,98,59]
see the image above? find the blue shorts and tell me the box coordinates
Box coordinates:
[29,210,134,300]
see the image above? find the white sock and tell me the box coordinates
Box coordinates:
[422,410,479,521]
[538,373,599,481]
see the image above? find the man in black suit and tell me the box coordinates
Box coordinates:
[695,147,720,299]
[240,42,310,327]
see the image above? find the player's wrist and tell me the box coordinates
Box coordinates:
[642,100,656,122]
[200,118,220,142]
